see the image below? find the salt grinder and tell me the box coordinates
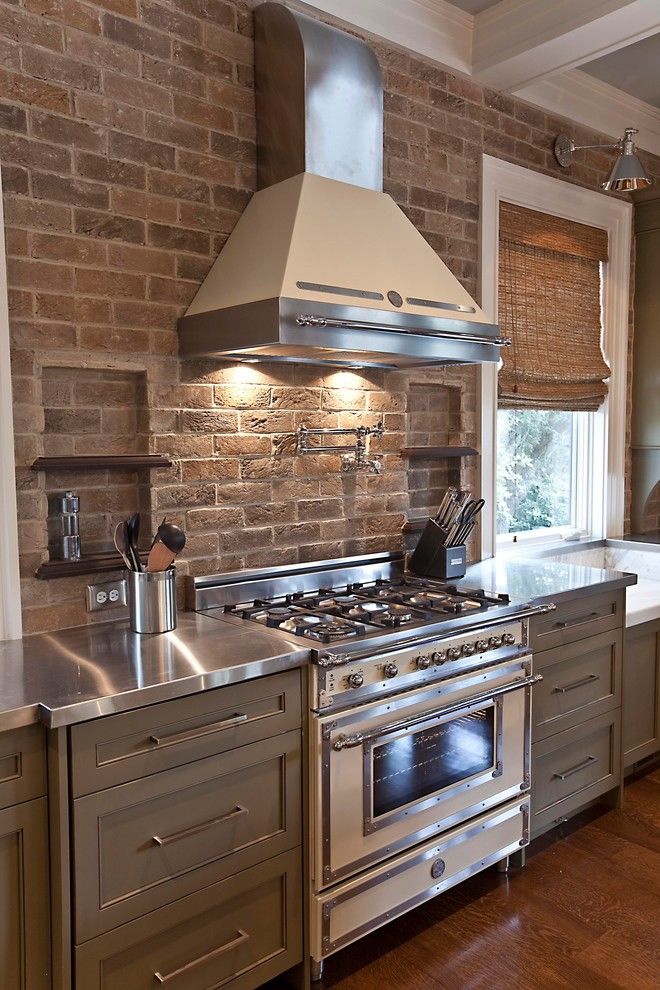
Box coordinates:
[47,490,81,561]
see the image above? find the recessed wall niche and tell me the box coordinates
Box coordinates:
[405,382,477,514]
[41,367,150,555]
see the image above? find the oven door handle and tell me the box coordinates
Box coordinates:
[331,673,542,751]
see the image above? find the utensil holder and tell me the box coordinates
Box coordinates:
[409,519,467,579]
[128,568,177,634]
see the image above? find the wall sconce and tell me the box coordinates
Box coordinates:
[553,127,653,192]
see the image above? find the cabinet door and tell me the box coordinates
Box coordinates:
[0,797,51,989]
[623,623,660,767]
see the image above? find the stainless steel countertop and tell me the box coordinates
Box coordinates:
[457,555,637,604]
[0,613,309,730]
[0,555,636,732]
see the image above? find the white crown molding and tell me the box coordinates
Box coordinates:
[293,0,474,75]
[516,68,660,157]
[473,0,660,91]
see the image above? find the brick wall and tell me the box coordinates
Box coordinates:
[1,0,659,633]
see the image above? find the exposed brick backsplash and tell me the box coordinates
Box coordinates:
[1,0,658,633]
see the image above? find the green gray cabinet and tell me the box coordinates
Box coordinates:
[47,668,305,990]
[0,726,51,989]
[530,591,624,837]
[623,617,660,767]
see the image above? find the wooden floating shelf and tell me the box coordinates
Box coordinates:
[401,446,479,459]
[36,551,147,580]
[31,454,173,472]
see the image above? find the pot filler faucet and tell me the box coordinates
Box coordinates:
[297,421,384,473]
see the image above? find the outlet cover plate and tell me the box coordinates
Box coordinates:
[86,578,128,613]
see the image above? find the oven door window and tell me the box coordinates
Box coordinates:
[371,706,496,820]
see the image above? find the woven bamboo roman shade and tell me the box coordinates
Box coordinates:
[498,203,610,411]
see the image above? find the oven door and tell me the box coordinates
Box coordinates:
[314,660,535,886]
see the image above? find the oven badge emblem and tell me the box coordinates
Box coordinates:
[431,858,446,880]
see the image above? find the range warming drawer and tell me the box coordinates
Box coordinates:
[311,796,529,961]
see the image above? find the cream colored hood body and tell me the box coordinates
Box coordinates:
[179,174,504,369]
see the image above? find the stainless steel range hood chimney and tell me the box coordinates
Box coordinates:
[179,2,506,368]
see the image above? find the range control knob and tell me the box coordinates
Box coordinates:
[383,662,399,679]
[502,632,516,646]
[447,646,461,660]
[476,639,489,653]
[416,654,432,670]
[347,672,364,689]
[489,635,503,649]
[432,651,447,664]
[462,642,476,656]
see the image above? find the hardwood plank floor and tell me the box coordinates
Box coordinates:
[288,768,660,990]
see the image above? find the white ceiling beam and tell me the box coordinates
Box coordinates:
[473,0,660,92]
[293,0,474,76]
[517,68,660,157]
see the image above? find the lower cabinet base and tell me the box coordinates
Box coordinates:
[311,796,529,963]
[75,849,302,990]
[531,709,621,838]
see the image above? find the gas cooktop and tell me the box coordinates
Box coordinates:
[222,576,509,644]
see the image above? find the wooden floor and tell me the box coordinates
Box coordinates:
[298,767,660,990]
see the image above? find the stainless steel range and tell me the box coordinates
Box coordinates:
[191,552,554,979]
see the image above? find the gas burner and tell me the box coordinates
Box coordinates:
[347,601,415,627]
[222,568,510,642]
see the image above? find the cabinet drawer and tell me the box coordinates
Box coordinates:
[70,669,301,796]
[0,724,46,811]
[73,731,301,941]
[75,849,302,990]
[530,591,623,652]
[531,711,620,837]
[533,630,622,741]
[312,797,529,960]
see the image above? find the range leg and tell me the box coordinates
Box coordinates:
[311,960,325,983]
[511,847,526,868]
[496,855,510,874]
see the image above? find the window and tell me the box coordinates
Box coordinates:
[495,200,609,548]
[480,157,632,558]
[496,408,593,544]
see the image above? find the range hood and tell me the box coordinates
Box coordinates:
[179,3,506,369]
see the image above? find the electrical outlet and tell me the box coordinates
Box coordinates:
[86,578,128,613]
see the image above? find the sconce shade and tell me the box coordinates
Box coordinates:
[602,148,653,191]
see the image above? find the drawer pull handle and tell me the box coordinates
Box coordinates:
[154,929,249,984]
[152,805,248,847]
[150,713,248,747]
[553,673,600,694]
[554,611,599,629]
[553,755,598,781]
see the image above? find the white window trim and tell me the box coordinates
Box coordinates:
[479,155,632,560]
[0,163,22,639]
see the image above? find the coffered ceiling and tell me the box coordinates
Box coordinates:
[581,33,660,109]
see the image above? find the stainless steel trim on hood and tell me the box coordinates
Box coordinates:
[180,297,506,368]
[295,314,510,348]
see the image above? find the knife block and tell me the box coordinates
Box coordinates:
[409,518,467,580]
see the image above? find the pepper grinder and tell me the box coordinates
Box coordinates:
[47,491,81,561]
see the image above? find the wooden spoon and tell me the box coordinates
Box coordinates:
[146,523,186,573]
